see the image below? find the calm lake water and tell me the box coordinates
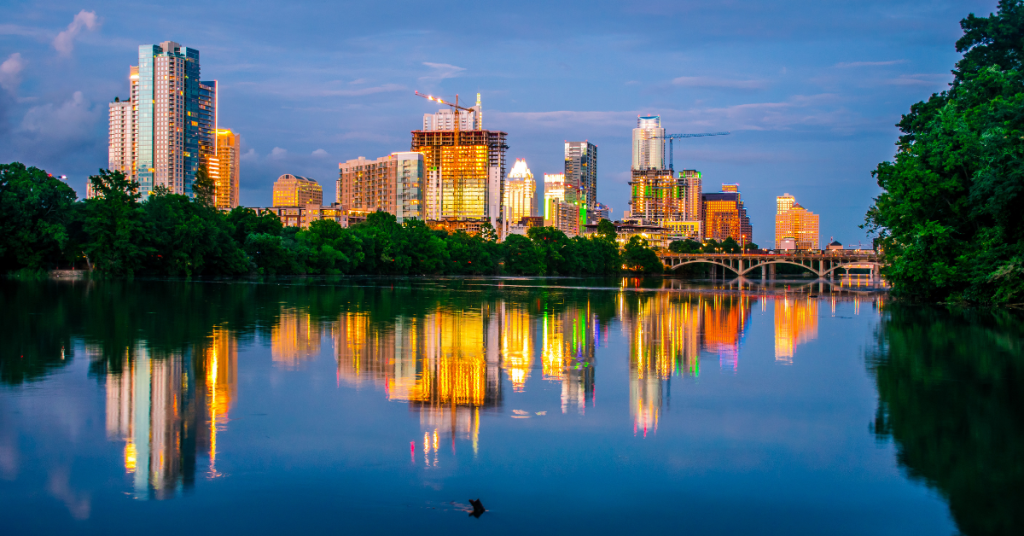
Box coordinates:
[0,278,1020,535]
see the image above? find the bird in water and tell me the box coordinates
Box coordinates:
[468,498,485,518]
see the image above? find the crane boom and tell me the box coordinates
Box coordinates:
[651,131,731,169]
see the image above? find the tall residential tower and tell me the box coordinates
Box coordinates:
[564,141,598,221]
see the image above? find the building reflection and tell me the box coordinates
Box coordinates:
[620,292,752,434]
[335,305,503,449]
[272,307,322,369]
[774,297,819,364]
[103,326,237,499]
[540,303,600,414]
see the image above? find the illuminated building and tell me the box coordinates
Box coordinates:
[255,204,348,229]
[774,297,818,364]
[108,92,134,183]
[702,184,753,245]
[272,174,323,207]
[543,173,584,236]
[422,93,482,131]
[197,80,217,171]
[504,158,536,222]
[208,129,240,209]
[629,168,685,226]
[564,141,598,221]
[632,115,665,170]
[337,152,425,221]
[119,41,213,196]
[413,94,505,228]
[702,295,752,371]
[775,193,820,250]
[271,308,322,368]
[502,306,534,392]
[680,169,703,222]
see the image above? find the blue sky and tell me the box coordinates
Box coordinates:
[0,0,997,245]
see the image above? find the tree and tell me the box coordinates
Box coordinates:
[192,164,215,207]
[141,190,247,277]
[502,234,545,275]
[865,0,1024,303]
[596,219,617,242]
[622,236,663,272]
[701,239,720,254]
[669,239,702,254]
[0,163,78,271]
[744,242,760,251]
[527,226,576,274]
[83,169,148,277]
[720,237,742,254]
[226,207,283,245]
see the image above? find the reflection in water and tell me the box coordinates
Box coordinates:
[272,308,322,369]
[774,297,818,364]
[868,306,1024,536]
[621,293,753,434]
[102,326,237,499]
[541,302,600,415]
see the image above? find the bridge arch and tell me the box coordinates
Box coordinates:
[660,256,883,278]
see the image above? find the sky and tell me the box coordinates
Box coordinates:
[0,0,999,246]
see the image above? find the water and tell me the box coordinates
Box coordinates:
[0,278,1018,535]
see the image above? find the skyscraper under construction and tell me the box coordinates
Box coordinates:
[412,94,507,228]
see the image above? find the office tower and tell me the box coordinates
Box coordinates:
[775,193,820,249]
[273,174,323,207]
[564,141,598,221]
[411,128,507,226]
[107,41,217,197]
[702,184,753,244]
[208,129,240,210]
[543,173,582,236]
[197,81,217,170]
[680,170,702,222]
[632,115,665,170]
[504,158,535,222]
[337,152,424,222]
[628,169,683,225]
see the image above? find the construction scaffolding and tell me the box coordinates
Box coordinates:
[412,129,508,222]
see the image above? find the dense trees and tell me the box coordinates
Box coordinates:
[0,166,664,277]
[866,0,1024,303]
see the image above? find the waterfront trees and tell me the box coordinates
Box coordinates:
[866,0,1024,303]
[0,163,79,272]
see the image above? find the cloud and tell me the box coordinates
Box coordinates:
[419,62,465,83]
[318,83,405,97]
[0,24,52,40]
[835,60,906,68]
[20,91,98,142]
[311,148,329,157]
[672,76,768,90]
[52,11,99,57]
[883,73,950,86]
[269,147,288,159]
[240,148,258,162]
[0,53,24,92]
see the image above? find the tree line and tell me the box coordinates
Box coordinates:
[0,164,664,278]
[866,0,1024,303]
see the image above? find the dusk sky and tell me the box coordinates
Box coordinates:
[0,0,997,246]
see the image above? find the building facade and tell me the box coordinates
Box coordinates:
[273,174,322,207]
[564,141,598,221]
[702,185,753,244]
[629,169,683,225]
[422,93,483,131]
[107,42,218,197]
[504,158,535,223]
[256,204,347,229]
[337,152,424,222]
[411,129,507,227]
[632,115,665,171]
[775,193,820,250]
[208,129,240,210]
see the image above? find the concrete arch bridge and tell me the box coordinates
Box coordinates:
[658,252,882,278]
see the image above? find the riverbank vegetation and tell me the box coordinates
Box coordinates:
[866,0,1024,303]
[0,164,660,277]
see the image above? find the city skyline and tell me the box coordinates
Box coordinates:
[0,2,988,245]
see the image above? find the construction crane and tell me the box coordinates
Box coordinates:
[414,91,480,137]
[653,132,731,170]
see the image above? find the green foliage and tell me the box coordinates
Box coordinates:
[622,236,663,273]
[669,239,702,253]
[744,242,759,251]
[700,239,720,253]
[83,169,148,277]
[226,207,283,244]
[720,237,742,254]
[866,0,1024,303]
[868,304,1024,535]
[192,164,215,207]
[142,190,248,277]
[502,234,545,275]
[0,163,79,271]
[596,218,617,242]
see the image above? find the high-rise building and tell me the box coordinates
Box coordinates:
[273,174,322,207]
[775,193,819,250]
[504,158,535,222]
[422,93,483,131]
[208,129,240,210]
[411,129,507,226]
[337,152,425,222]
[107,41,218,197]
[632,115,665,171]
[702,184,753,244]
[542,173,583,236]
[564,141,598,221]
[628,169,683,223]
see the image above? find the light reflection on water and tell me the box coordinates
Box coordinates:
[0,278,982,535]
